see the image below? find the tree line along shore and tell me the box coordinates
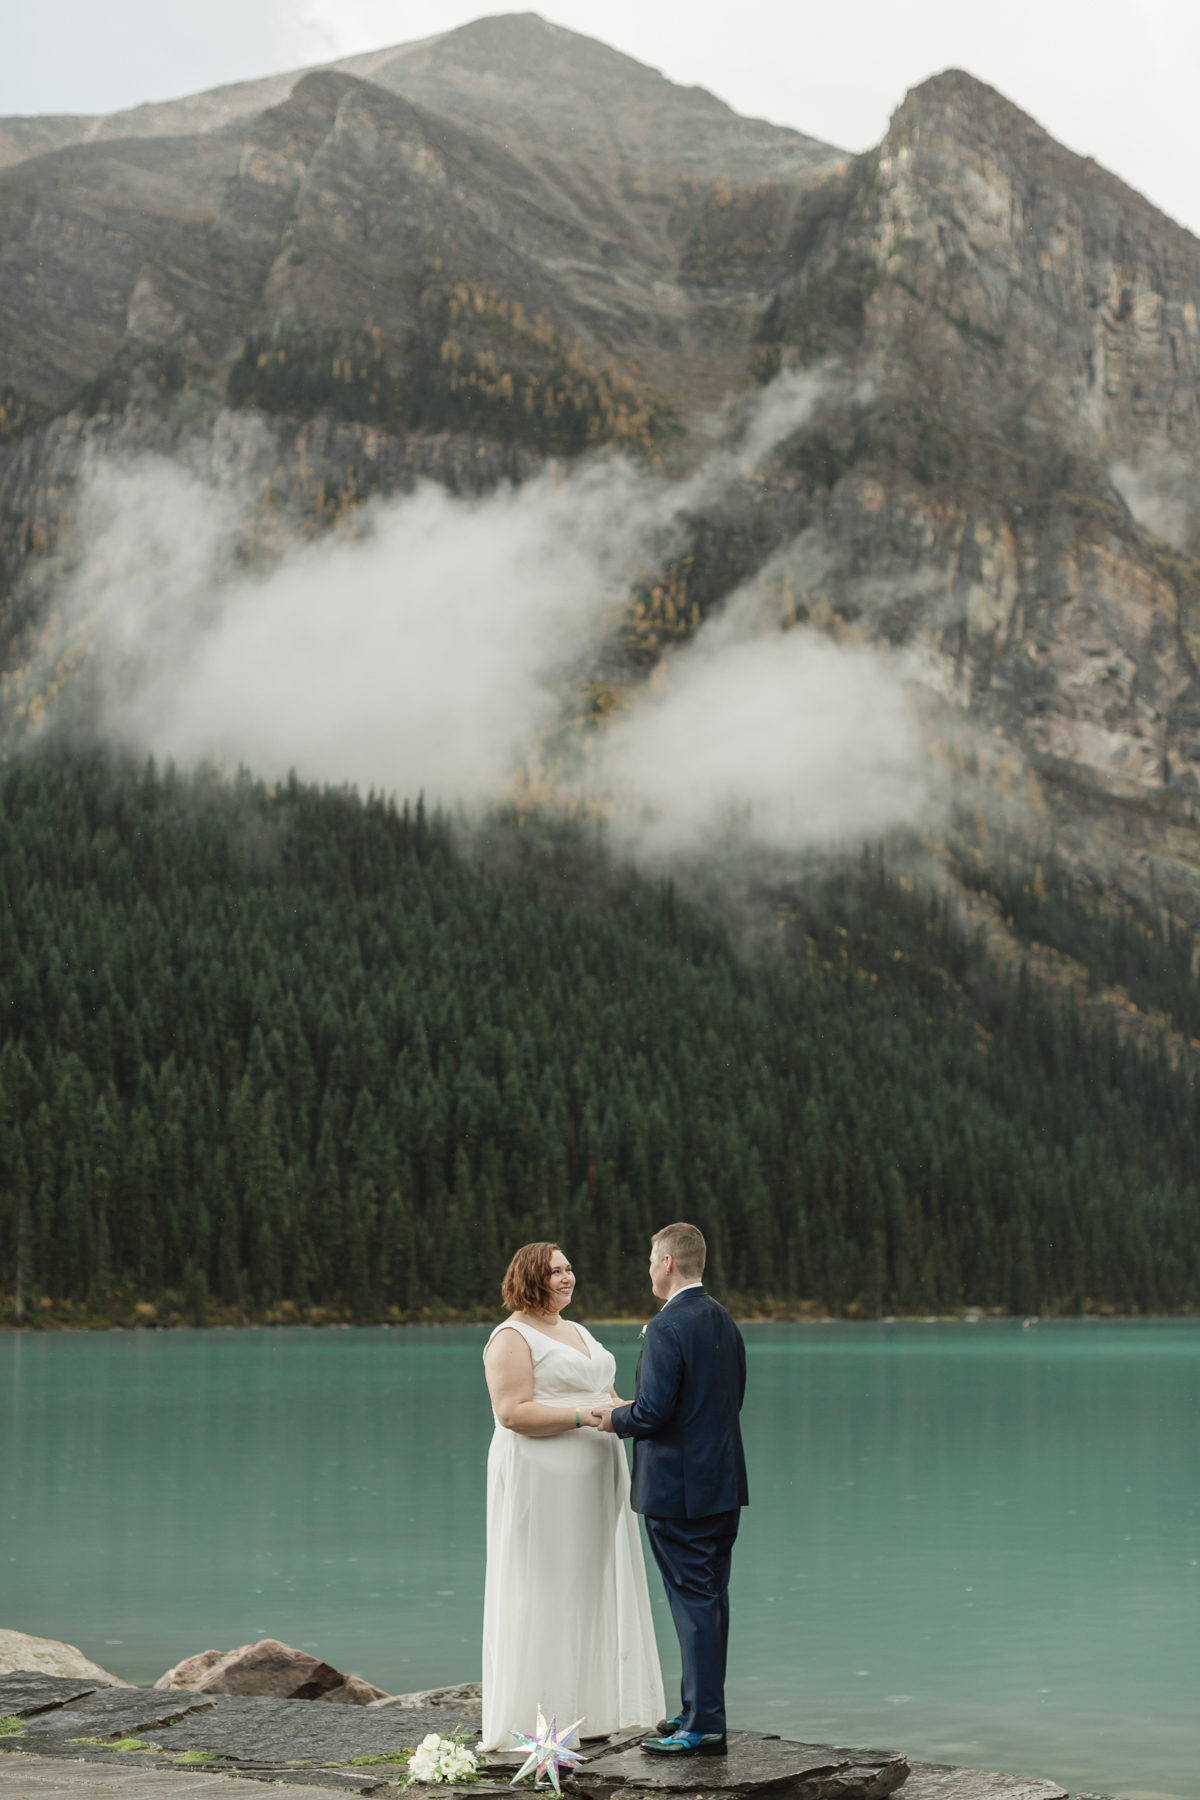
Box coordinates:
[1,758,1199,1325]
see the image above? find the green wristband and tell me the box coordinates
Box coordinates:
[575,1409,581,1428]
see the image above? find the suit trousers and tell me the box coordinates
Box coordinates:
[643,1507,740,1736]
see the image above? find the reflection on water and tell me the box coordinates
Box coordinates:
[2,1320,1196,1798]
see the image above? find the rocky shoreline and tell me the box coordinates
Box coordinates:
[0,1671,1037,1800]
[0,1636,1119,1800]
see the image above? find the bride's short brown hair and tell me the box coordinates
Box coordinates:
[502,1242,563,1314]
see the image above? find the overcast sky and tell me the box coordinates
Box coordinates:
[5,0,1199,238]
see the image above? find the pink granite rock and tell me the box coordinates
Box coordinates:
[154,1638,387,1703]
[321,1673,390,1704]
[154,1648,227,1691]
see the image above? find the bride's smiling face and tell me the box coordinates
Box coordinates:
[544,1250,576,1315]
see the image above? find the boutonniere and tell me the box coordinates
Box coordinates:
[639,1322,648,1340]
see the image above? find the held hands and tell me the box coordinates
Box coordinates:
[572,1406,616,1431]
[575,1395,624,1431]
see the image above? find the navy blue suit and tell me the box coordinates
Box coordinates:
[611,1286,748,1735]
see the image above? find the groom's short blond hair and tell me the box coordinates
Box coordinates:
[651,1222,706,1278]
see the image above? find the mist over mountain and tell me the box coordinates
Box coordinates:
[2,13,1200,915]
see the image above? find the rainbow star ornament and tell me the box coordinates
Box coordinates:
[509,1708,584,1793]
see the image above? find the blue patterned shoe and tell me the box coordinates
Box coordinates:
[641,1731,728,1756]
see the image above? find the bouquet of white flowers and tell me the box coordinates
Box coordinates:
[405,1730,482,1786]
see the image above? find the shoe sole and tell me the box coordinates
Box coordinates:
[641,1741,728,1757]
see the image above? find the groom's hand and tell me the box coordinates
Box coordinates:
[595,1406,616,1433]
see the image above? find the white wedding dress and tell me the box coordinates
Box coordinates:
[480,1320,665,1751]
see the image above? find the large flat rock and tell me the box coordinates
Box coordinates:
[0,1694,483,1796]
[1,1694,477,1774]
[567,1731,908,1800]
[147,1696,478,1766]
[903,1764,1067,1800]
[18,1688,216,1740]
[0,1690,1087,1800]
[0,1673,102,1717]
[0,1750,366,1797]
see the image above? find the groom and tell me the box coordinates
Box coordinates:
[598,1222,748,1756]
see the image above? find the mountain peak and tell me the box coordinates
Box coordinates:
[395,10,665,80]
[887,65,1069,159]
[886,64,1198,250]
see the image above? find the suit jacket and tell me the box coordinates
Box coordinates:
[610,1285,748,1519]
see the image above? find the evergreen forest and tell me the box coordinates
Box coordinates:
[1,757,1199,1327]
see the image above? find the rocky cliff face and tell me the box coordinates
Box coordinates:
[2,30,1200,913]
[668,69,1200,909]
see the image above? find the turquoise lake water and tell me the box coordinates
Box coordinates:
[1,1321,1196,1799]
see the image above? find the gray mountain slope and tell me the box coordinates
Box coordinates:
[0,15,844,412]
[3,29,1200,912]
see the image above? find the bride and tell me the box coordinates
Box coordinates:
[480,1242,665,1751]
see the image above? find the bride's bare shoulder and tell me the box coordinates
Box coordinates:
[484,1318,535,1365]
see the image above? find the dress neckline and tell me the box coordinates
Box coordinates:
[509,1317,593,1361]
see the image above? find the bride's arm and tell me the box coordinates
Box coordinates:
[484,1329,600,1436]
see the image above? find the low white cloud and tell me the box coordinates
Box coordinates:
[594,621,927,860]
[21,370,933,862]
[1111,448,1195,552]
[733,369,826,472]
[76,454,669,804]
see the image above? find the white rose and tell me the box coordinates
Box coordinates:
[422,1734,442,1750]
